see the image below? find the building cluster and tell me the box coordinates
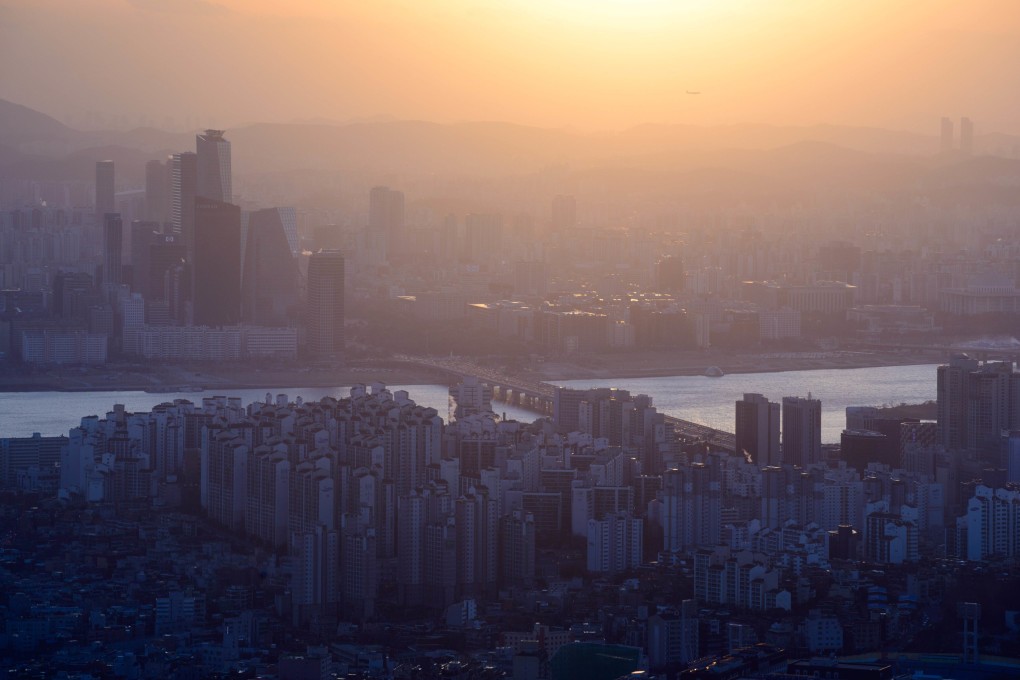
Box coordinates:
[363,204,1020,358]
[4,359,1020,675]
[0,132,344,364]
[5,113,1020,371]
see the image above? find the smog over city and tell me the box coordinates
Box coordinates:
[1,1,1020,678]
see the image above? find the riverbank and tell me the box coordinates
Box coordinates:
[532,347,943,381]
[0,347,945,394]
[0,362,452,394]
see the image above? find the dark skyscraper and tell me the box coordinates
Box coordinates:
[130,220,161,298]
[307,250,345,357]
[782,395,822,468]
[368,186,404,260]
[192,197,241,327]
[95,160,115,217]
[241,208,300,326]
[170,152,198,257]
[144,159,168,225]
[103,213,123,287]
[196,130,232,202]
[735,393,780,466]
[937,354,980,452]
[938,356,1020,461]
[148,234,187,325]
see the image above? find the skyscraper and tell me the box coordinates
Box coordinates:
[306,250,345,357]
[103,213,123,287]
[95,160,115,217]
[241,208,299,326]
[960,117,974,155]
[278,206,299,254]
[940,117,954,154]
[129,220,160,297]
[147,235,187,307]
[938,356,1020,461]
[735,393,780,466]
[937,354,979,451]
[782,395,822,468]
[368,186,404,261]
[169,152,198,256]
[192,197,241,327]
[196,129,232,202]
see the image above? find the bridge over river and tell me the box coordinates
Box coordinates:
[394,354,736,453]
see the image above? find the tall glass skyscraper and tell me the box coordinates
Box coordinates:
[196,129,232,203]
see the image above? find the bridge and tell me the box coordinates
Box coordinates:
[394,354,737,453]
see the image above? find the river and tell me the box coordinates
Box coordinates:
[0,364,939,442]
[555,363,938,443]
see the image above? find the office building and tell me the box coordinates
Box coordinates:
[306,250,345,357]
[147,234,187,316]
[196,129,232,202]
[782,395,822,468]
[241,208,299,326]
[130,221,160,297]
[169,152,198,256]
[192,197,241,327]
[95,160,115,217]
[102,213,123,287]
[278,206,299,254]
[735,393,780,466]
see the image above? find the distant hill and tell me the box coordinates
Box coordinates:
[2,97,1019,204]
[0,98,84,152]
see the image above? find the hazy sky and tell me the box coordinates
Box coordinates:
[3,0,1019,133]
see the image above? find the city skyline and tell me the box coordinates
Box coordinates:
[3,1,1020,677]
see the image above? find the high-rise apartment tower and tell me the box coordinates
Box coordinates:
[306,250,345,357]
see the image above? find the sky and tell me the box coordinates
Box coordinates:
[2,0,1019,133]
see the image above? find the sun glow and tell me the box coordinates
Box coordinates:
[528,0,757,27]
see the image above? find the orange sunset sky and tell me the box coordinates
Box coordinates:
[2,0,1018,133]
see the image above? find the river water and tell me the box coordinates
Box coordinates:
[556,363,938,443]
[0,364,938,442]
